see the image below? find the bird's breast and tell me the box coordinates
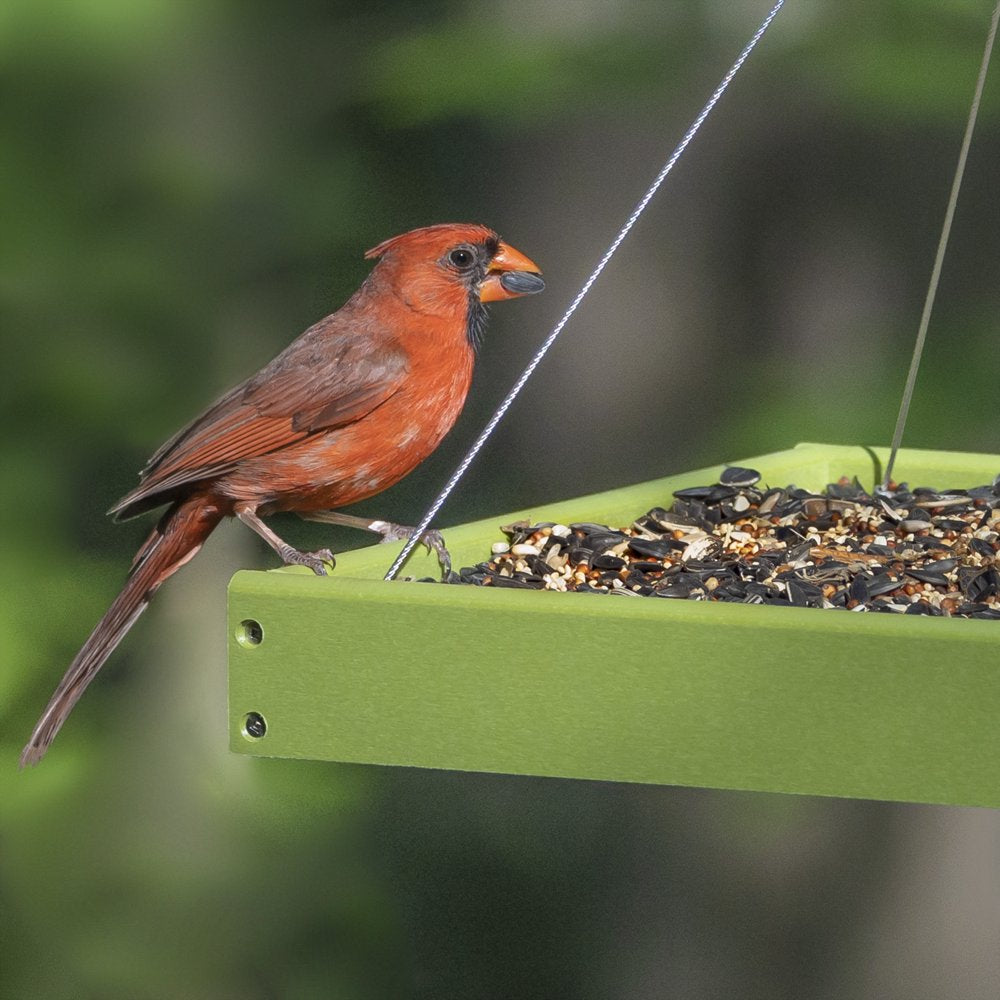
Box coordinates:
[220,346,475,513]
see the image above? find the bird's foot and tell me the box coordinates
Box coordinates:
[235,505,336,576]
[279,544,336,576]
[300,511,451,578]
[368,521,452,577]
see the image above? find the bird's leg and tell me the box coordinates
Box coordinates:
[301,510,451,577]
[235,504,335,576]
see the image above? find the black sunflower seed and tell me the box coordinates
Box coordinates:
[866,573,902,597]
[652,583,697,599]
[959,567,998,601]
[904,568,949,586]
[672,485,717,500]
[592,553,626,571]
[628,536,682,558]
[969,538,996,557]
[585,531,629,553]
[719,466,761,487]
[866,543,895,557]
[905,601,943,616]
[489,575,538,589]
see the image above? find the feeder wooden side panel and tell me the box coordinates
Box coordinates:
[229,573,1000,808]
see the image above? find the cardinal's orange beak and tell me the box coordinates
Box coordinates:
[479,242,544,302]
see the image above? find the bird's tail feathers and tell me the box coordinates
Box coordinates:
[19,494,222,768]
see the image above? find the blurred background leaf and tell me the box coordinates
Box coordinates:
[3,1,999,997]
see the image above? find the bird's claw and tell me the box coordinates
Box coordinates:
[414,530,452,577]
[371,523,451,578]
[283,547,336,576]
[423,534,452,579]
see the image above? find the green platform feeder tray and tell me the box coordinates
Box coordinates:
[227,442,1000,808]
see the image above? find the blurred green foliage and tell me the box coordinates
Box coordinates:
[3,1,1000,997]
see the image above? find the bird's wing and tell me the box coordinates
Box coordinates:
[111,317,408,519]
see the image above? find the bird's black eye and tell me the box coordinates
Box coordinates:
[448,247,475,269]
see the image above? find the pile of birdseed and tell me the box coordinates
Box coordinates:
[452,467,1000,618]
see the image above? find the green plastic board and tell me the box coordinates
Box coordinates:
[228,442,1000,807]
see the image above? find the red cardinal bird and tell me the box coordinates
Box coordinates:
[21,223,543,767]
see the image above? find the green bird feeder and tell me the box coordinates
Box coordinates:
[227,442,1000,809]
